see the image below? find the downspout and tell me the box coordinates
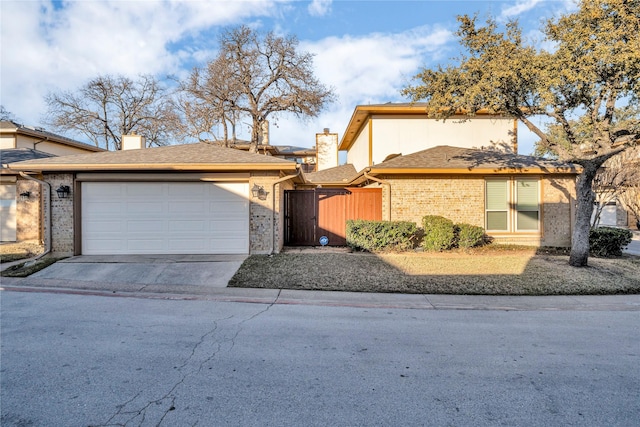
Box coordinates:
[270,165,301,255]
[19,172,52,259]
[364,169,391,221]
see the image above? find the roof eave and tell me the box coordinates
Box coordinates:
[7,163,299,172]
[367,167,581,175]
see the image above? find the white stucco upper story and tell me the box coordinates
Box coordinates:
[340,104,517,173]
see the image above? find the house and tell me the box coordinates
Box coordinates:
[336,103,518,172]
[1,121,103,242]
[290,104,579,247]
[8,139,301,256]
[6,103,580,255]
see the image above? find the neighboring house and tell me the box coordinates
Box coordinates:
[8,140,301,256]
[0,121,103,242]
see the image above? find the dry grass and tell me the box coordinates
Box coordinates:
[228,248,640,295]
[0,241,44,263]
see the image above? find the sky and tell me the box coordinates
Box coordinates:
[0,0,578,155]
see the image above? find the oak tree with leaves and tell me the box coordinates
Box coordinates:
[403,0,640,266]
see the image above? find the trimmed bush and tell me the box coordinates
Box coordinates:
[422,215,456,251]
[346,220,417,252]
[589,227,632,257]
[456,223,486,249]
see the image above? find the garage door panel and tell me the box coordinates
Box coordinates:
[82,182,249,254]
[168,220,206,232]
[127,220,164,233]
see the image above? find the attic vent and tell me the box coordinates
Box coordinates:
[383,153,402,162]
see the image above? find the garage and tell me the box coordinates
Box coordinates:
[0,182,17,241]
[81,182,249,255]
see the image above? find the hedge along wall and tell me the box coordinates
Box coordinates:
[377,174,576,248]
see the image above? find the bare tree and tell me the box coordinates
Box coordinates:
[591,147,640,227]
[176,57,241,145]
[619,183,640,230]
[180,25,335,152]
[0,105,15,121]
[44,75,179,150]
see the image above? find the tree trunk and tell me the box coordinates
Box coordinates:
[249,117,260,153]
[569,169,596,267]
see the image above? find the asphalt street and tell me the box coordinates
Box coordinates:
[1,290,639,426]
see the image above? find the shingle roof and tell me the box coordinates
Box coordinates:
[369,146,579,174]
[304,164,358,184]
[1,148,56,165]
[7,142,298,172]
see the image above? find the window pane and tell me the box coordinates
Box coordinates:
[517,211,539,230]
[487,211,508,230]
[516,180,538,210]
[486,180,508,210]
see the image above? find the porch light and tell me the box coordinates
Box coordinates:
[251,184,268,200]
[56,185,71,199]
[19,191,31,201]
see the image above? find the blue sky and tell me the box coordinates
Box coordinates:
[0,0,577,155]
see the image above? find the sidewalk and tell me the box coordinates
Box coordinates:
[2,275,639,311]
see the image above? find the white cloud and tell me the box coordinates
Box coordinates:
[266,26,454,150]
[308,0,332,17]
[0,0,284,126]
[500,0,544,19]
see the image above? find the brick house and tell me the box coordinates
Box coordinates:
[9,140,301,256]
[1,121,103,242]
[294,104,580,247]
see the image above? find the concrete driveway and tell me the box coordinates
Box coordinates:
[624,230,640,256]
[30,254,246,291]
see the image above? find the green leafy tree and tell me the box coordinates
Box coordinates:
[403,0,640,266]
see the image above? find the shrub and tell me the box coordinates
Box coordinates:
[589,227,632,257]
[422,215,456,251]
[456,223,486,249]
[346,220,417,252]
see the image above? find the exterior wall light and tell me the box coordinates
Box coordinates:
[56,185,71,199]
[19,191,31,201]
[251,184,268,201]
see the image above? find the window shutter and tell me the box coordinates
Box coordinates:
[516,180,538,210]
[486,180,508,210]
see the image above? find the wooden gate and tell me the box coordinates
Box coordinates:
[285,188,382,246]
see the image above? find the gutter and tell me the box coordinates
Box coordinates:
[363,169,392,221]
[18,172,52,259]
[270,165,302,255]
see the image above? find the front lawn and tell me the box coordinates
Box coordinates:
[0,242,44,263]
[228,247,640,295]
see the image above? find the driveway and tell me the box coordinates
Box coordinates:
[29,254,246,292]
[625,230,640,256]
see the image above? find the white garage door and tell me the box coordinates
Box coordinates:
[81,182,249,255]
[0,183,17,242]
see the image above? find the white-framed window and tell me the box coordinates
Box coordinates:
[485,178,540,232]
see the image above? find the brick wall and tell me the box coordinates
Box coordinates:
[44,173,75,256]
[16,178,41,241]
[249,172,295,254]
[377,174,575,248]
[383,175,485,227]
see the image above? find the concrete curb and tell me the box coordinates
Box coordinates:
[2,277,639,311]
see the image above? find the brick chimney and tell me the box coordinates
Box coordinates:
[316,128,338,171]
